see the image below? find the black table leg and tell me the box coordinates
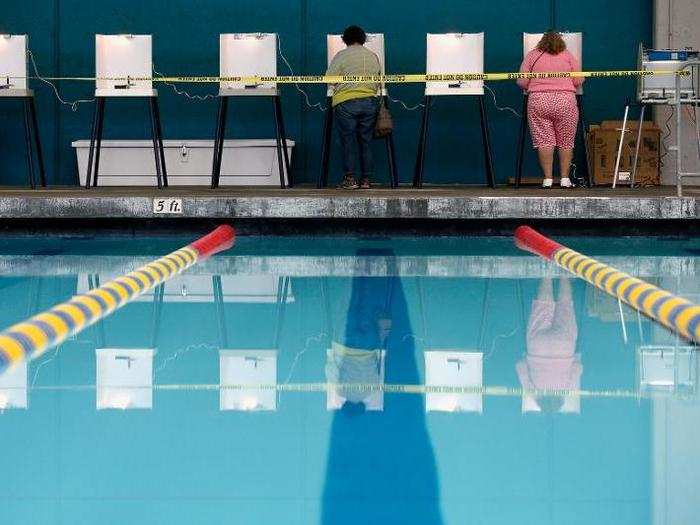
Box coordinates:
[148,97,163,189]
[153,97,168,187]
[478,95,496,189]
[274,96,292,188]
[92,98,106,188]
[318,97,333,188]
[515,94,529,189]
[22,99,36,189]
[211,97,229,189]
[413,95,431,188]
[28,97,47,187]
[384,96,399,188]
[272,97,286,189]
[577,94,591,187]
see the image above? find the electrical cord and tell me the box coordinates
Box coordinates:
[153,66,216,101]
[277,35,328,112]
[27,49,94,111]
[484,84,522,118]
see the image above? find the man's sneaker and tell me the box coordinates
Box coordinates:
[560,177,574,188]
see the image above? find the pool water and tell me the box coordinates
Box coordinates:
[0,234,699,525]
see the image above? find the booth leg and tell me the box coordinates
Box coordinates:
[272,97,286,189]
[515,94,529,189]
[577,94,591,187]
[91,98,106,188]
[211,97,229,189]
[274,96,292,188]
[22,99,36,189]
[153,98,168,188]
[148,97,164,189]
[318,97,333,188]
[28,97,47,187]
[413,95,431,188]
[384,96,399,188]
[478,95,496,189]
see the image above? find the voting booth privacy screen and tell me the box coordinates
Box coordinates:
[0,34,28,91]
[95,35,153,97]
[220,33,278,93]
[426,33,485,96]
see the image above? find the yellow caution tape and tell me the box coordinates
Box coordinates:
[12,69,690,85]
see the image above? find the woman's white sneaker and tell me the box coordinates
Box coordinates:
[542,178,553,189]
[560,177,573,188]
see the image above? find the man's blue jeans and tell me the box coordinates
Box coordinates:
[334,97,380,179]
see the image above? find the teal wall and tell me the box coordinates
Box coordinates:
[1,0,652,186]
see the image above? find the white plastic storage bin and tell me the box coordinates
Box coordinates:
[71,139,293,186]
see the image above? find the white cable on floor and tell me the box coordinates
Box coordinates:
[27,50,94,111]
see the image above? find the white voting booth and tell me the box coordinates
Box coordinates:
[319,33,398,188]
[95,34,154,97]
[96,349,154,410]
[0,34,46,188]
[414,32,495,188]
[425,351,483,413]
[220,33,278,95]
[0,34,28,92]
[88,34,167,189]
[212,33,290,189]
[426,33,484,96]
[0,362,28,410]
[220,350,277,411]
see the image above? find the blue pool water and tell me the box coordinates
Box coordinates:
[0,234,699,525]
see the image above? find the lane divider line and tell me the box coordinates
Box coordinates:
[514,226,700,344]
[0,225,236,374]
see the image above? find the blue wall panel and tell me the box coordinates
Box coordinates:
[1,0,652,186]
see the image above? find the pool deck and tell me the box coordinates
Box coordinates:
[0,185,698,220]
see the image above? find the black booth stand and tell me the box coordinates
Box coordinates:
[1,89,46,189]
[412,94,496,189]
[211,90,291,190]
[514,93,591,188]
[85,93,168,189]
[317,96,399,189]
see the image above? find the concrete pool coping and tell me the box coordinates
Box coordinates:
[0,186,698,220]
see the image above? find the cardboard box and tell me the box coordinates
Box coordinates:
[587,120,661,186]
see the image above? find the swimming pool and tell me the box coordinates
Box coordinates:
[0,233,698,525]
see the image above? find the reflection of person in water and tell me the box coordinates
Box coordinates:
[322,250,443,524]
[517,277,581,413]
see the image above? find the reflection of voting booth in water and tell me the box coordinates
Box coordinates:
[326,345,386,411]
[92,275,163,410]
[87,35,167,189]
[515,32,590,188]
[215,274,292,412]
[0,362,28,410]
[638,346,696,395]
[413,33,495,189]
[425,351,483,413]
[318,33,399,188]
[211,34,291,189]
[0,34,46,188]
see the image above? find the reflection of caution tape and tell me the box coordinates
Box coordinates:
[15,69,691,84]
[15,382,693,401]
[0,226,235,374]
